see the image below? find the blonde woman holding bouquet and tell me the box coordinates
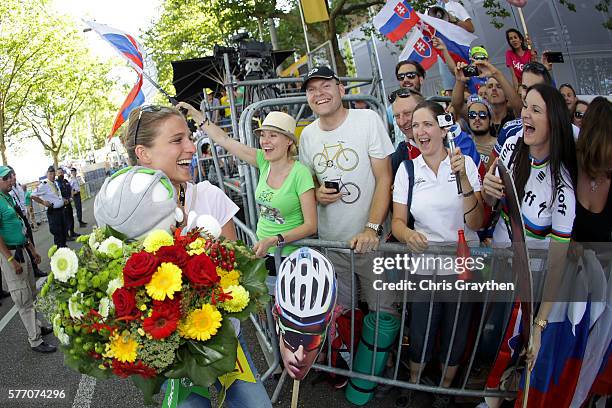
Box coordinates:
[121,105,272,408]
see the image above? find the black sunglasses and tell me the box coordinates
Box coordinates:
[279,323,326,353]
[388,88,422,104]
[468,111,489,120]
[574,111,585,119]
[396,71,419,81]
[133,105,164,147]
[523,62,546,74]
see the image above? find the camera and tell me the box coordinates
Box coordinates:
[437,113,455,128]
[462,64,480,77]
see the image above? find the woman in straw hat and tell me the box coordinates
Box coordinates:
[177,102,317,272]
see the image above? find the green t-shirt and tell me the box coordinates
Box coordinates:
[255,150,314,256]
[0,192,26,246]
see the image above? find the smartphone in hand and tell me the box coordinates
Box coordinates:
[324,181,340,193]
[544,51,564,63]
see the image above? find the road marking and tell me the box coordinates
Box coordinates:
[72,375,97,408]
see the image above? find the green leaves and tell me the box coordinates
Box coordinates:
[164,319,238,388]
[131,375,165,406]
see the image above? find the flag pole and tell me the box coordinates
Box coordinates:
[297,0,312,67]
[291,380,300,408]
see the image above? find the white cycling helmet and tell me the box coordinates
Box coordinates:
[275,247,337,328]
[94,166,177,239]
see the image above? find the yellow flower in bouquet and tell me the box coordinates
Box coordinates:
[106,331,139,363]
[146,262,182,301]
[217,267,240,289]
[179,304,222,341]
[142,230,174,253]
[187,238,206,256]
[219,285,250,313]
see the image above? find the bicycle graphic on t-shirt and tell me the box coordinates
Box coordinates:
[327,177,361,204]
[313,142,359,174]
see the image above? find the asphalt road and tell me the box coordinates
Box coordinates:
[0,197,466,408]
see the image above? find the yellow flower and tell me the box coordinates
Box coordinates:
[145,263,182,301]
[220,285,250,313]
[139,304,147,311]
[106,331,138,363]
[187,238,206,256]
[142,230,174,253]
[218,269,241,289]
[137,328,145,336]
[179,304,222,341]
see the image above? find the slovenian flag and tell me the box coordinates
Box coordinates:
[373,1,420,43]
[84,21,157,137]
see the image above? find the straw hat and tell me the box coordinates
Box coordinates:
[255,111,297,144]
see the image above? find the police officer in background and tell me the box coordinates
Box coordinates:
[0,166,55,353]
[56,168,79,240]
[69,168,87,228]
[32,166,67,247]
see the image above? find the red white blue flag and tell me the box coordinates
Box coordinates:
[84,21,157,137]
[373,1,420,43]
[398,28,438,69]
[416,13,476,65]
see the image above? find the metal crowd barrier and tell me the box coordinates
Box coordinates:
[232,218,282,385]
[250,238,557,404]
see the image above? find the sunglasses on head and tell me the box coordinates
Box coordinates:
[278,320,326,353]
[472,55,487,61]
[468,111,489,120]
[133,105,165,147]
[574,111,585,119]
[396,72,419,81]
[388,88,422,104]
[523,62,546,74]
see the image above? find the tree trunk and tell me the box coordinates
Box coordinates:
[0,148,6,166]
[327,17,347,76]
[52,150,59,169]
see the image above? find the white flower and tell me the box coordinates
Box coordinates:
[98,297,111,318]
[50,248,78,283]
[106,277,123,296]
[98,236,123,257]
[68,291,84,319]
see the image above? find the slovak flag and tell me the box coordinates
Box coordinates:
[398,28,438,69]
[373,0,420,43]
[84,21,157,137]
[416,12,477,65]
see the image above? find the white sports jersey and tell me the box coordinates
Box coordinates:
[493,135,575,247]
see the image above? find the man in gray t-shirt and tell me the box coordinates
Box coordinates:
[298,66,395,312]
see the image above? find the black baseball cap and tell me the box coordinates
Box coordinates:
[301,66,339,91]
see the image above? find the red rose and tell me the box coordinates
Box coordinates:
[112,287,137,318]
[123,252,159,287]
[184,254,219,287]
[156,245,189,269]
[112,360,157,379]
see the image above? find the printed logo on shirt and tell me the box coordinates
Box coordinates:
[258,203,285,225]
[513,60,525,73]
[414,177,426,186]
[524,190,536,207]
[536,171,546,183]
[556,183,567,216]
[312,142,359,175]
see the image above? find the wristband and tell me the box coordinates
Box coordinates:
[462,190,475,198]
[7,255,14,262]
[198,117,210,128]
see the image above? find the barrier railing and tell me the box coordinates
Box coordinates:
[254,238,557,404]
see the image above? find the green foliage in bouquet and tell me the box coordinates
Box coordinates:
[37,227,269,405]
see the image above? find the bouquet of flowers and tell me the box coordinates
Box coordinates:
[37,226,269,403]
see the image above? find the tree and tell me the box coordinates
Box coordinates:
[0,0,60,164]
[22,16,114,167]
